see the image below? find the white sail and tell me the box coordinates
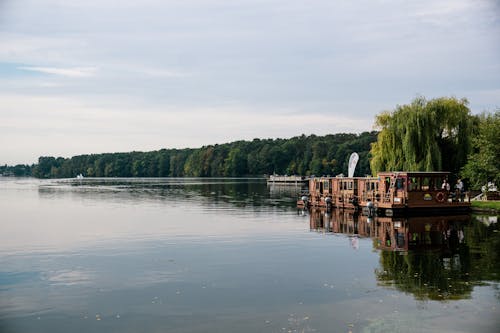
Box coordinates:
[348,152,359,178]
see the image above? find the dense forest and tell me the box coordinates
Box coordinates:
[12,132,377,178]
[0,164,32,177]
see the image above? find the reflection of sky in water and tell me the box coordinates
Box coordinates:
[0,178,498,333]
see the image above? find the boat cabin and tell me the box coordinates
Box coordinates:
[299,171,470,214]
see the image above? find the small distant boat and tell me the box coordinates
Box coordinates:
[76,174,84,179]
[267,175,307,185]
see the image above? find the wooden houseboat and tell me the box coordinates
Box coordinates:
[298,171,470,215]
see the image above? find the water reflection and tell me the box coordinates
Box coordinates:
[307,207,500,301]
[37,178,296,210]
[1,178,499,332]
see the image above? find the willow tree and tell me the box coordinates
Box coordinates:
[370,96,474,175]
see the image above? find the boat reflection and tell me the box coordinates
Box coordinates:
[306,207,500,301]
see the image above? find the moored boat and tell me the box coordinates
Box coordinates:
[267,174,307,185]
[298,171,470,215]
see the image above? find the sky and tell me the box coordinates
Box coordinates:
[1,0,499,165]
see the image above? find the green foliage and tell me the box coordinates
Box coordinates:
[0,164,32,176]
[28,132,378,178]
[376,249,473,301]
[370,96,474,175]
[376,216,500,301]
[471,201,500,211]
[461,111,500,190]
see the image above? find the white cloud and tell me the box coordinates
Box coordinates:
[18,66,97,78]
[0,0,498,164]
[0,93,373,163]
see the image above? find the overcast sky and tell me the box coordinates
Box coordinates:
[1,0,499,164]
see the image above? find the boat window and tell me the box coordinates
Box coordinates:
[422,177,430,191]
[434,177,442,190]
[384,177,390,192]
[408,177,420,191]
[429,178,436,190]
[396,178,404,190]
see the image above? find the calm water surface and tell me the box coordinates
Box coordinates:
[0,178,498,333]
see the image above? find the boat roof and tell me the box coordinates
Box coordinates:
[377,171,451,176]
[310,171,451,180]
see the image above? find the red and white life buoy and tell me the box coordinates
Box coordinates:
[435,191,445,203]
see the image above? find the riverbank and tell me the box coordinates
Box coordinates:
[471,200,500,214]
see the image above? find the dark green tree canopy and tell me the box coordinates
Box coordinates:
[461,110,500,190]
[27,132,377,178]
[370,96,474,175]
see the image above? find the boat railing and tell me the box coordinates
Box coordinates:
[361,191,384,203]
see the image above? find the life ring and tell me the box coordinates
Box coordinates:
[435,191,445,203]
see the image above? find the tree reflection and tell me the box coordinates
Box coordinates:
[307,208,500,301]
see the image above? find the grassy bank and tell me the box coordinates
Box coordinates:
[471,200,500,212]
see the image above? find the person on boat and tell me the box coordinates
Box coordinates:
[455,179,464,202]
[441,179,450,192]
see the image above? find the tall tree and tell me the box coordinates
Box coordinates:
[370,96,474,175]
[461,110,500,190]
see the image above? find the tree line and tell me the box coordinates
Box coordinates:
[3,96,498,190]
[24,132,377,179]
[0,164,32,177]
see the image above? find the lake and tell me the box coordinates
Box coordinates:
[0,177,498,333]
